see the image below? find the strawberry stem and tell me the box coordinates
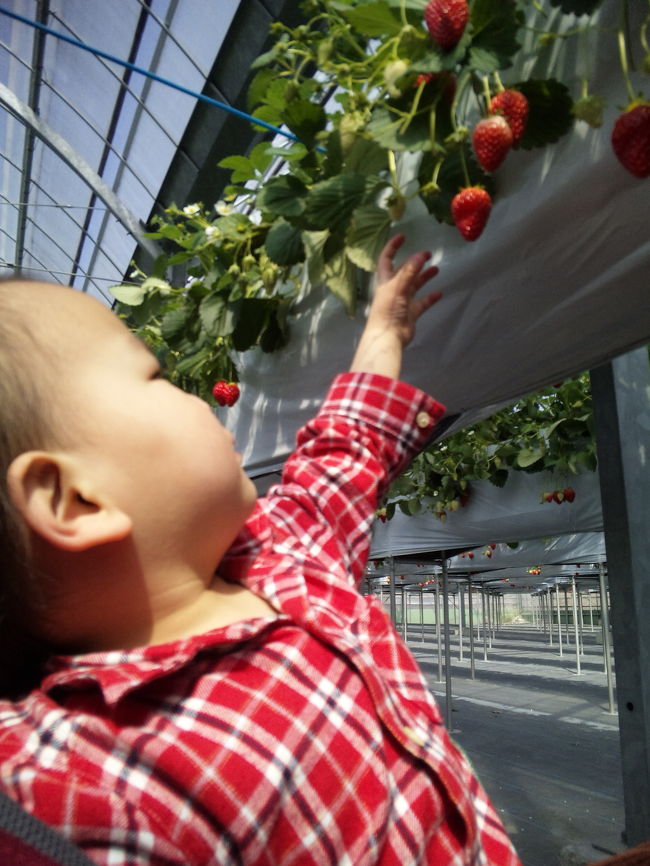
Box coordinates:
[481,75,492,112]
[618,1,636,103]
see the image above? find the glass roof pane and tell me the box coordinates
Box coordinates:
[0,0,243,294]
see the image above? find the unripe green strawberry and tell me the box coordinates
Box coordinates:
[387,192,406,222]
[384,59,409,97]
[573,94,605,128]
[611,102,650,178]
[489,89,529,144]
[424,0,468,51]
[451,186,492,241]
[472,115,513,172]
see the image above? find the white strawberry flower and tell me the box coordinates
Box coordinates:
[183,204,200,216]
[204,225,221,240]
[214,200,232,215]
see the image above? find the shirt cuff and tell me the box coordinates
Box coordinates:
[320,372,446,453]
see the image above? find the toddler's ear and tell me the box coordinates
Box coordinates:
[6,451,132,551]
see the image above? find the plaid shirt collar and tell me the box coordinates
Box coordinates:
[41,614,283,706]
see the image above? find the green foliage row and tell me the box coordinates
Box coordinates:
[383,373,595,520]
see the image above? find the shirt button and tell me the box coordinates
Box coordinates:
[415,411,432,429]
[404,726,426,748]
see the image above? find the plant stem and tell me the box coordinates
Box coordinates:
[618,0,636,102]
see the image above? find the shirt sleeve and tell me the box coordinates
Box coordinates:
[225,373,445,592]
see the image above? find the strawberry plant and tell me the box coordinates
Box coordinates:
[382,372,596,521]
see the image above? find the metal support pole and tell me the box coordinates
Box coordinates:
[481,588,488,661]
[458,588,464,662]
[442,556,453,732]
[591,349,650,845]
[555,586,563,657]
[577,586,585,655]
[467,579,476,679]
[435,579,442,682]
[389,556,397,625]
[401,586,407,642]
[563,588,571,646]
[483,587,492,649]
[571,577,581,675]
[599,564,615,715]
[420,589,425,643]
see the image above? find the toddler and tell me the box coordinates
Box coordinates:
[0,236,521,865]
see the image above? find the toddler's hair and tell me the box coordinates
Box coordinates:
[0,279,58,697]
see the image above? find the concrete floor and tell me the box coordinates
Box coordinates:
[404,622,626,866]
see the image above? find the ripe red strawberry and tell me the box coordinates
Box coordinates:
[611,103,650,178]
[424,0,469,51]
[489,89,529,144]
[563,487,576,503]
[552,489,564,504]
[451,186,492,241]
[212,380,240,407]
[472,115,513,172]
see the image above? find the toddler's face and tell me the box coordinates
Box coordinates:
[30,284,258,565]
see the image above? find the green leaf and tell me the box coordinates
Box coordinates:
[199,292,236,338]
[335,0,403,36]
[175,347,210,377]
[249,141,275,173]
[109,284,146,306]
[263,142,309,162]
[265,219,305,266]
[488,469,509,488]
[322,250,357,315]
[257,175,308,218]
[367,104,432,151]
[342,137,388,175]
[469,0,522,72]
[516,448,545,468]
[304,174,383,231]
[260,305,290,353]
[232,298,272,351]
[302,229,330,285]
[516,79,574,150]
[160,307,192,344]
[252,103,283,131]
[218,155,257,183]
[549,0,602,14]
[346,205,391,272]
[247,68,275,110]
[281,99,327,146]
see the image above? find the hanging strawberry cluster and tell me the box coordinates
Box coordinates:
[111,0,648,405]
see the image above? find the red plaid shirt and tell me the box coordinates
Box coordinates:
[0,373,521,866]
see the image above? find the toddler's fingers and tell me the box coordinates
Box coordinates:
[376,234,406,281]
[415,290,443,318]
[412,265,439,292]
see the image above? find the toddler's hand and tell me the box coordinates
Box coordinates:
[349,235,441,379]
[370,234,441,349]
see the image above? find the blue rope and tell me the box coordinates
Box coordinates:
[0,6,318,150]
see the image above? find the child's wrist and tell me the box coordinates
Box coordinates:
[349,328,402,378]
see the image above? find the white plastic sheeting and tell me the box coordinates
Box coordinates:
[370,467,603,557]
